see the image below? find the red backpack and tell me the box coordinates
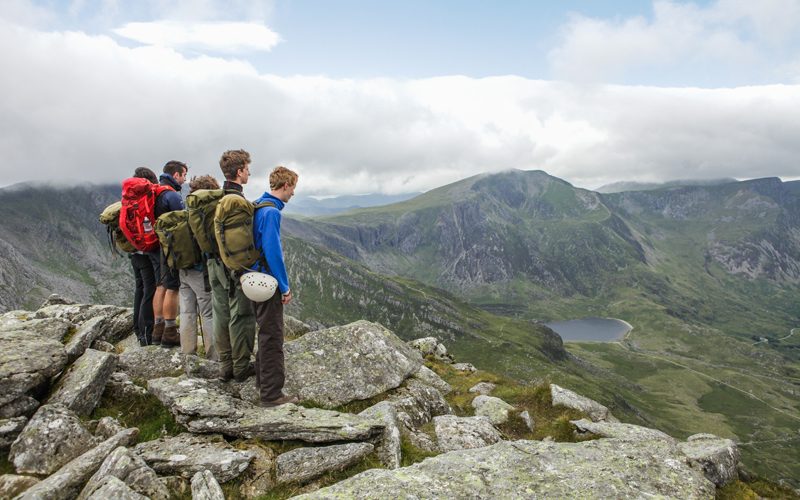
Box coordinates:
[119,178,174,252]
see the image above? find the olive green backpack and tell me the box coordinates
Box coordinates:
[99,201,137,255]
[186,188,225,255]
[213,194,274,271]
[154,210,201,269]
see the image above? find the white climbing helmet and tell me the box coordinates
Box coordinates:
[239,272,278,302]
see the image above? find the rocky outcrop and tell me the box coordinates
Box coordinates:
[10,404,97,475]
[148,376,384,443]
[81,476,147,500]
[283,320,423,407]
[551,383,616,422]
[572,418,675,442]
[408,337,454,363]
[78,446,169,500]
[0,417,26,451]
[412,365,452,395]
[0,474,40,498]
[679,433,740,487]
[433,415,502,452]
[47,349,117,416]
[276,443,374,485]
[0,311,72,342]
[296,438,716,499]
[468,382,496,395]
[0,395,39,419]
[285,315,312,338]
[118,347,186,380]
[191,470,225,500]
[0,329,68,407]
[472,395,514,425]
[358,402,402,469]
[134,433,254,483]
[64,316,107,363]
[15,428,138,500]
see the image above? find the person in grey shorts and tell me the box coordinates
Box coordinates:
[179,175,219,360]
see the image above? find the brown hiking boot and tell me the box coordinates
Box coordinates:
[233,362,256,382]
[218,366,233,382]
[151,323,164,345]
[259,394,299,408]
[160,324,180,348]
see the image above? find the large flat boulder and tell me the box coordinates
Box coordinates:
[679,433,740,487]
[0,312,73,342]
[148,376,384,443]
[284,320,423,407]
[0,329,68,407]
[0,395,39,419]
[571,418,675,442]
[551,384,616,422]
[433,415,502,452]
[276,443,374,485]
[118,346,185,380]
[135,433,254,483]
[296,438,715,499]
[47,349,117,416]
[34,303,134,344]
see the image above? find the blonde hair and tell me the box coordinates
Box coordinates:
[269,166,298,191]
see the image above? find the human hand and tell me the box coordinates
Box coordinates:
[281,290,293,305]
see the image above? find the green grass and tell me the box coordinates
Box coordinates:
[90,391,184,443]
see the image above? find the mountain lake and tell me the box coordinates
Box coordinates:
[545,317,632,342]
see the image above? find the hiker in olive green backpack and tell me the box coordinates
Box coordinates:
[209,150,257,382]
[179,175,219,360]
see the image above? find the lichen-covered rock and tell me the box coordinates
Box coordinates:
[283,321,423,407]
[407,337,454,363]
[15,427,139,500]
[94,416,126,440]
[40,294,76,307]
[0,313,73,342]
[359,401,401,469]
[295,439,716,499]
[451,362,476,373]
[118,346,185,380]
[551,384,616,422]
[412,365,452,395]
[0,416,26,451]
[183,355,220,379]
[64,316,108,363]
[468,382,496,395]
[237,444,277,498]
[389,379,452,430]
[520,410,534,431]
[90,340,116,353]
[83,476,147,500]
[572,418,675,442]
[276,443,374,485]
[0,329,68,407]
[10,404,97,475]
[0,474,40,498]
[47,348,117,416]
[679,433,740,487]
[433,415,502,452]
[472,395,514,425]
[103,372,148,402]
[191,469,225,500]
[0,395,39,419]
[285,315,312,338]
[134,433,254,483]
[148,376,384,443]
[79,446,169,500]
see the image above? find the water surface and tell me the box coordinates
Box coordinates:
[545,317,632,342]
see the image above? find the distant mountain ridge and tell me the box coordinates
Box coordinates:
[595,178,739,193]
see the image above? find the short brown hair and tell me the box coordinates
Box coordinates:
[133,167,157,183]
[163,160,187,176]
[270,166,298,191]
[219,150,250,180]
[188,175,220,193]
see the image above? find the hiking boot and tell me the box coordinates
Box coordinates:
[259,394,299,408]
[233,362,256,382]
[151,323,164,345]
[218,366,234,382]
[160,325,180,348]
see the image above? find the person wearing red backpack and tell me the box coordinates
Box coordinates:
[149,160,188,347]
[129,167,158,346]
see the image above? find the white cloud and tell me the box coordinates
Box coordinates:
[113,20,280,53]
[549,0,800,85]
[0,19,798,198]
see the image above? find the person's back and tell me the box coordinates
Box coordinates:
[128,167,158,346]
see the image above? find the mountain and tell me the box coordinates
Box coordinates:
[283,169,800,484]
[284,192,422,216]
[595,178,738,193]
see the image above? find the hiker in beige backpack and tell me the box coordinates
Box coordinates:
[208,150,257,382]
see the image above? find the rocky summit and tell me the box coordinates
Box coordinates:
[0,297,754,498]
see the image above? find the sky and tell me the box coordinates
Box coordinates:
[1,0,799,197]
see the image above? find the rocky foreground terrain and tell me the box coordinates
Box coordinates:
[0,295,765,499]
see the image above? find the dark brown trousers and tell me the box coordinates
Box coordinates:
[254,290,285,402]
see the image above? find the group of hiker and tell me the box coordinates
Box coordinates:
[100,150,299,407]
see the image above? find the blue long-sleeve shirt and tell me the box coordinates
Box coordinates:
[253,193,290,294]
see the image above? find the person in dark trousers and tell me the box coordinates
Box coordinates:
[208,149,257,381]
[130,166,158,345]
[252,165,299,407]
[149,160,187,347]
